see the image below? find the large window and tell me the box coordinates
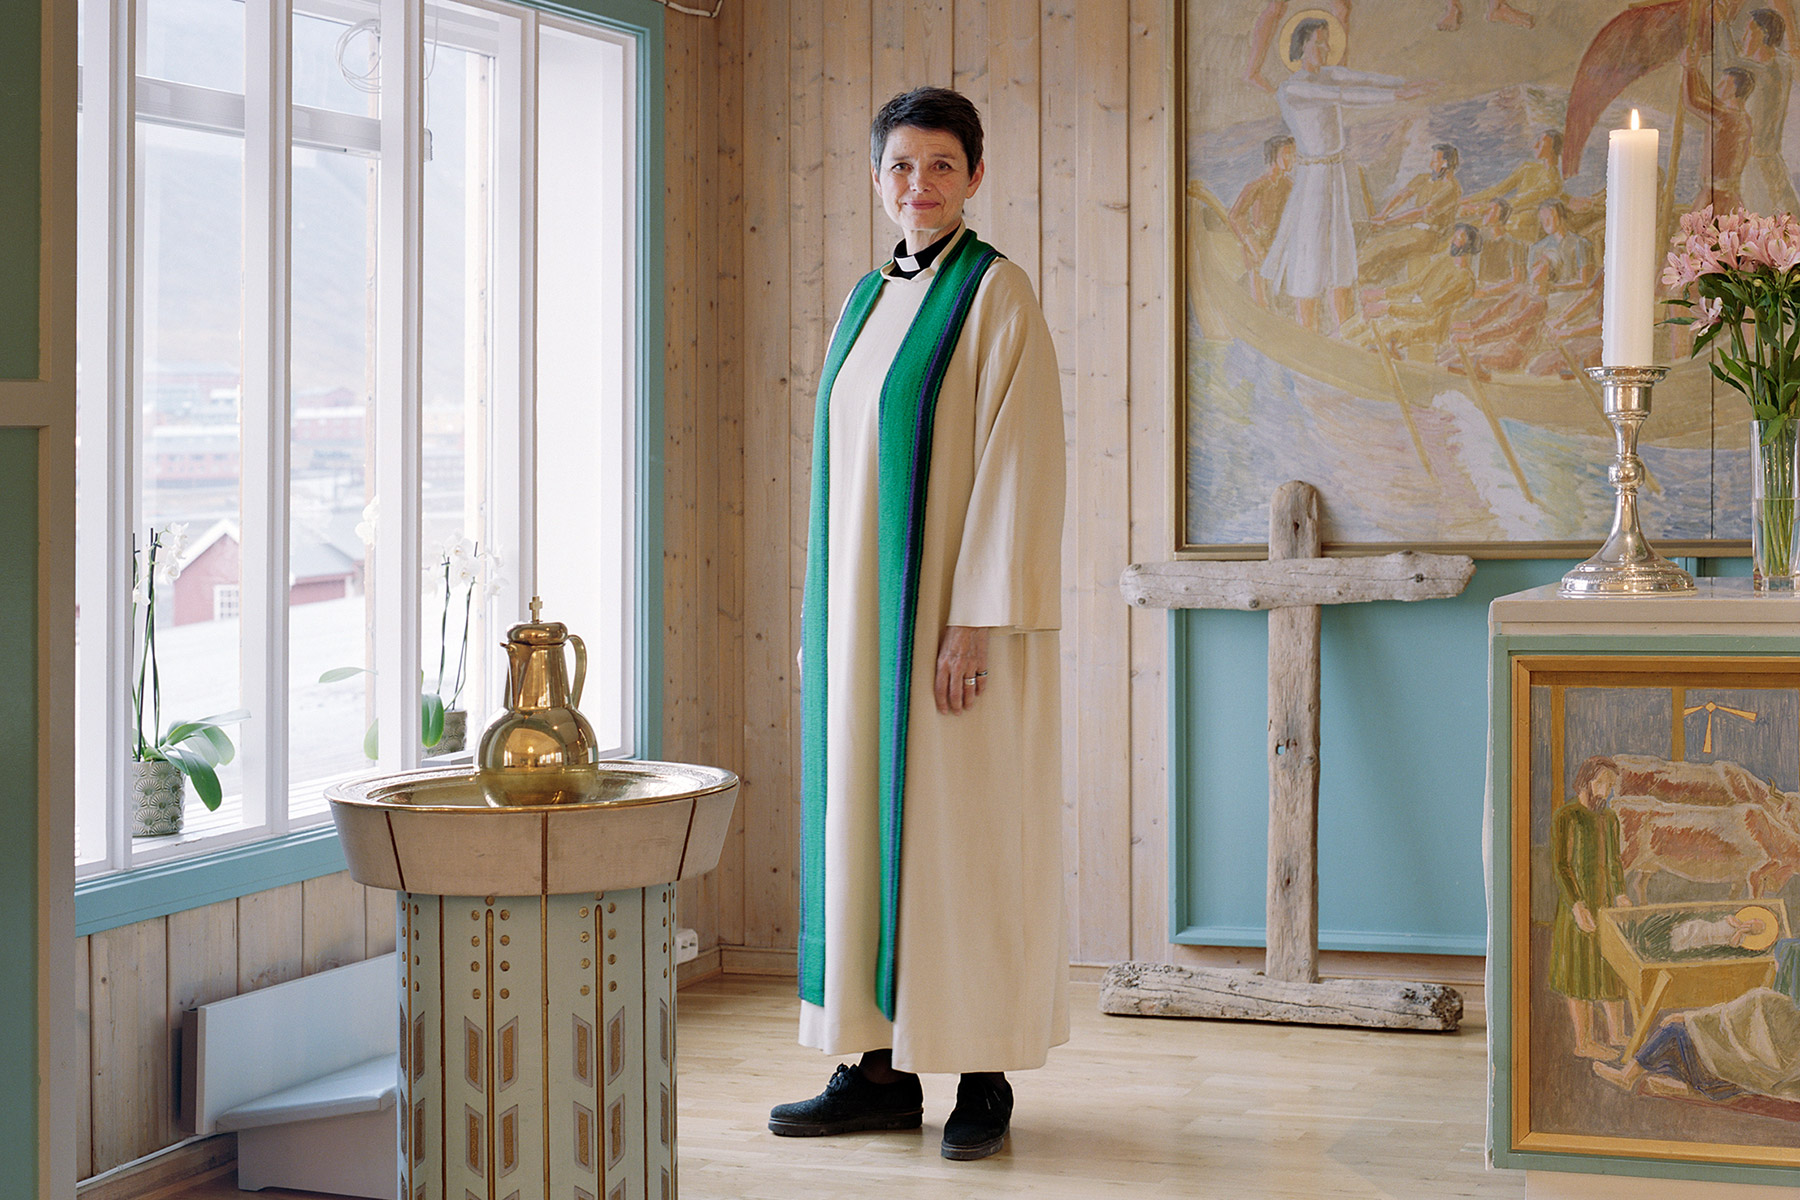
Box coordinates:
[75,0,645,876]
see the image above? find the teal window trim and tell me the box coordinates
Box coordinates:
[74,0,667,932]
[1487,630,1800,1184]
[75,827,348,936]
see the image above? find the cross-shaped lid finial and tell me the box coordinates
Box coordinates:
[528,595,543,623]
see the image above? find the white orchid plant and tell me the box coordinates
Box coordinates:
[322,520,504,757]
[132,524,249,811]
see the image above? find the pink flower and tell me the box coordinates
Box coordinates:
[1716,228,1744,270]
[1769,231,1800,272]
[1679,205,1715,237]
[1692,295,1725,336]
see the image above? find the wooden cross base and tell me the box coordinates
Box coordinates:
[1098,961,1464,1031]
[1104,481,1474,1033]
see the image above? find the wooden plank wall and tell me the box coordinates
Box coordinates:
[79,2,1183,1177]
[75,872,396,1180]
[661,0,1178,973]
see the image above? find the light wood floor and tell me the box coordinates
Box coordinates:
[148,976,1525,1200]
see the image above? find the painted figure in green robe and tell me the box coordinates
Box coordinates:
[1550,756,1630,1058]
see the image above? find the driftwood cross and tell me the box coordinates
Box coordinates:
[1102,481,1475,1031]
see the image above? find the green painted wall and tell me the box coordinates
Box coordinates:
[0,1,43,1189]
[1173,555,1752,955]
[0,436,39,1184]
[1175,558,1581,955]
[0,1,41,378]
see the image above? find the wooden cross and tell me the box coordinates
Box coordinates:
[1100,481,1475,1031]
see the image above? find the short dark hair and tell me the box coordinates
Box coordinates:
[1432,143,1460,171]
[1488,196,1512,223]
[1539,129,1564,160]
[1264,134,1295,164]
[1290,17,1329,60]
[1723,66,1756,98]
[870,87,984,171]
[1450,222,1481,256]
[1752,8,1786,48]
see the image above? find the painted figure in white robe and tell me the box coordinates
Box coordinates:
[1259,16,1434,332]
[768,87,1067,1164]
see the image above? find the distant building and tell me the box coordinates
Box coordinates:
[170,519,362,625]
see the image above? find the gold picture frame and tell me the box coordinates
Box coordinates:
[1497,653,1800,1175]
[1176,1,1773,558]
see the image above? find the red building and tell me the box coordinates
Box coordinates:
[170,520,361,625]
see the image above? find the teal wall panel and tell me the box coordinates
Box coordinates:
[0,430,38,1194]
[0,0,41,378]
[1173,557,1575,955]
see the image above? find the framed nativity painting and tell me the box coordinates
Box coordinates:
[1496,652,1800,1181]
[1179,0,1800,555]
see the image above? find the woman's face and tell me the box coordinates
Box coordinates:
[873,124,985,252]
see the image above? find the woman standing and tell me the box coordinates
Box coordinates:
[768,86,1067,1162]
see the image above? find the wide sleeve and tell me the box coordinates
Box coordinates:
[1285,66,1405,107]
[946,270,1066,631]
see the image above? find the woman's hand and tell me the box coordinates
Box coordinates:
[934,625,991,715]
[1572,902,1595,934]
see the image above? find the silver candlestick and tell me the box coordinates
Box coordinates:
[1559,365,1696,597]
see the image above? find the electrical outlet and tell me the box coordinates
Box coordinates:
[674,927,699,964]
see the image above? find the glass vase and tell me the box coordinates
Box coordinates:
[1752,417,1800,592]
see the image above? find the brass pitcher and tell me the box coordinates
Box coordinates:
[477,597,601,807]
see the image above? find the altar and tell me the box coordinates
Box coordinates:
[1488,581,1800,1194]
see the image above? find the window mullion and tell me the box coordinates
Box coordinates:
[373,0,424,775]
[490,9,531,633]
[76,0,137,873]
[241,0,292,832]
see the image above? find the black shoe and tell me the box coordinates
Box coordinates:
[768,1063,924,1137]
[941,1072,1012,1160]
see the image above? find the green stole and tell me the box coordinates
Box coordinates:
[798,230,1002,1018]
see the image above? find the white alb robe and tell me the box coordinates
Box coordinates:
[799,229,1069,1074]
[1261,64,1406,300]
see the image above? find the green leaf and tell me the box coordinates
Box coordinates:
[185,761,223,811]
[319,666,373,683]
[1716,353,1752,385]
[1711,362,1751,397]
[364,719,380,761]
[421,692,445,748]
[157,744,222,811]
[185,724,236,766]
[163,709,249,742]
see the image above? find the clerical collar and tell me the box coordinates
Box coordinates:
[891,227,959,278]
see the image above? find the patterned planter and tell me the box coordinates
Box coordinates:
[425,708,469,757]
[130,759,185,837]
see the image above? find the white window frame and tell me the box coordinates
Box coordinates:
[75,0,645,880]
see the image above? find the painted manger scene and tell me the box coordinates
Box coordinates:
[1183,0,1800,549]
[1518,667,1800,1163]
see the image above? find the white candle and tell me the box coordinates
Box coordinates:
[1602,109,1660,367]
